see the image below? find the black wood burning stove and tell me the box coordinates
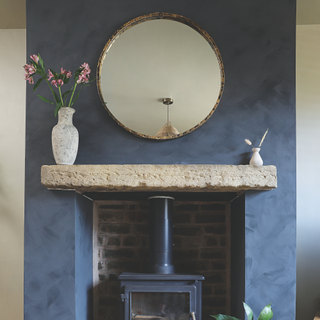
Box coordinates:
[119,196,205,320]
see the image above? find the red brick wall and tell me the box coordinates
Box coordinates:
[94,200,230,320]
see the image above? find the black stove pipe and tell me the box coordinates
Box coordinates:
[148,196,175,274]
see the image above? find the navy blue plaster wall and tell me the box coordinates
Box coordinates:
[25,0,296,319]
[245,190,296,319]
[24,191,76,319]
[230,195,245,318]
[75,194,93,320]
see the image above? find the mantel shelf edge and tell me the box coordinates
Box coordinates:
[41,164,277,193]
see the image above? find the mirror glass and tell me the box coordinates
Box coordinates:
[97,13,224,140]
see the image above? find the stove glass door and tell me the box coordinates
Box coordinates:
[131,292,190,320]
[123,285,197,320]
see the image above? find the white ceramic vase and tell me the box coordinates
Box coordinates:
[52,107,79,165]
[249,147,263,166]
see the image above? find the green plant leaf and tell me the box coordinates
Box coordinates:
[54,103,63,117]
[70,87,81,106]
[74,69,81,77]
[52,90,60,104]
[257,304,273,320]
[62,88,73,106]
[38,70,45,78]
[49,68,58,77]
[64,77,71,84]
[37,95,54,105]
[62,89,73,98]
[210,315,240,320]
[243,302,253,320]
[38,54,45,70]
[33,77,43,91]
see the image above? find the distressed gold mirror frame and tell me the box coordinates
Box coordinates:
[97,12,225,140]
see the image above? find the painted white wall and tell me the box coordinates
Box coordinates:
[296,24,320,320]
[0,29,25,320]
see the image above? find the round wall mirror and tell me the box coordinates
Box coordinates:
[97,12,224,140]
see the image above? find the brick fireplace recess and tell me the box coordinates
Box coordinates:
[94,197,228,320]
[41,164,277,320]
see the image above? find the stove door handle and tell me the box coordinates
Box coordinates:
[191,311,196,320]
[120,293,128,302]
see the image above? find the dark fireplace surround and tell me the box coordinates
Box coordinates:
[39,164,278,320]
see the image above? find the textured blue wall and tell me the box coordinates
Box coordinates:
[230,195,245,318]
[75,194,93,320]
[24,191,77,320]
[25,0,296,319]
[245,190,296,319]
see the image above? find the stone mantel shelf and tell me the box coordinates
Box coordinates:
[41,164,277,193]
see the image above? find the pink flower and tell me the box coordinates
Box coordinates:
[57,79,64,86]
[47,69,54,81]
[77,73,89,84]
[25,73,33,83]
[23,64,36,84]
[80,62,91,75]
[61,67,72,78]
[82,69,90,76]
[30,54,39,64]
[76,63,91,84]
[81,62,89,69]
[51,80,57,87]
[29,66,36,74]
[24,64,36,75]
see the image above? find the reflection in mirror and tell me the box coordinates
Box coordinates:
[97,13,224,140]
[155,98,180,138]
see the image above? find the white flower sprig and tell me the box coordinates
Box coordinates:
[244,139,252,146]
[245,129,268,148]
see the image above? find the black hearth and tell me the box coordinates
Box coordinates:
[119,196,205,320]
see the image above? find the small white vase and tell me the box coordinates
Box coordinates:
[52,107,79,165]
[249,147,263,166]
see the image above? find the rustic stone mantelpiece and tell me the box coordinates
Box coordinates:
[41,164,277,193]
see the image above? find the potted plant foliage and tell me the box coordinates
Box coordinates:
[210,302,273,320]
